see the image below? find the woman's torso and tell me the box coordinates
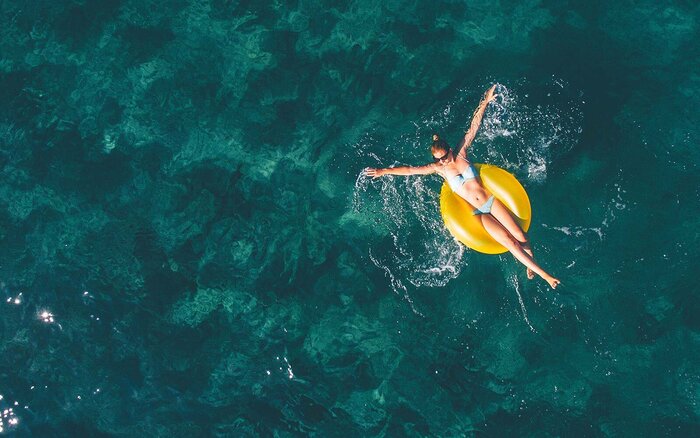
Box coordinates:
[438,155,491,206]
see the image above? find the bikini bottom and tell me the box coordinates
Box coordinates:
[473,195,495,215]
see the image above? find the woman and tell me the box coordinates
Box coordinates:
[365,85,560,289]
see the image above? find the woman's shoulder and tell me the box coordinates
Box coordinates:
[431,164,446,177]
[455,152,470,163]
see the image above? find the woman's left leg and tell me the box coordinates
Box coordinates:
[489,199,536,279]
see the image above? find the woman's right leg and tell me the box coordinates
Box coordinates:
[489,199,536,279]
[479,213,560,289]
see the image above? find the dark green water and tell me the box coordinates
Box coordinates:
[1,0,699,436]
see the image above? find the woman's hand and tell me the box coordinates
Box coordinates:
[484,84,498,103]
[364,167,385,179]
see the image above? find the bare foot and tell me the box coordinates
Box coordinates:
[546,277,561,289]
[527,268,535,280]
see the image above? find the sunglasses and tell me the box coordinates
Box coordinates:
[433,149,450,162]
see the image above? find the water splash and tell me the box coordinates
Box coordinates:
[368,249,424,317]
[508,274,537,333]
[359,173,465,290]
[543,169,629,247]
[479,81,584,183]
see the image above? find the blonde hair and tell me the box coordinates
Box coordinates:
[430,134,450,154]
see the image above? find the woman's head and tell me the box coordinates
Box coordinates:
[431,134,451,163]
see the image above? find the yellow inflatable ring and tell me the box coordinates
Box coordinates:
[440,163,531,254]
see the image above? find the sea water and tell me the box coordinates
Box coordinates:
[1,0,699,435]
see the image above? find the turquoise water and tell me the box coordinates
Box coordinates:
[1,0,699,435]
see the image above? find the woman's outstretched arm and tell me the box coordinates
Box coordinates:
[365,163,436,179]
[454,85,498,158]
